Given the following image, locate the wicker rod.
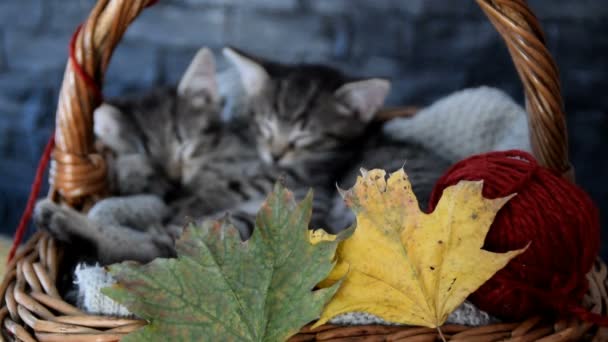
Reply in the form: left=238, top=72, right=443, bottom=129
left=476, top=0, right=570, bottom=177
left=51, top=0, right=157, bottom=206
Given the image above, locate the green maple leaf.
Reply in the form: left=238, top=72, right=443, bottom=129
left=103, top=184, right=344, bottom=341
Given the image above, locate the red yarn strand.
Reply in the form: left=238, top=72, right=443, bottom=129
left=69, top=24, right=103, bottom=102
left=7, top=135, right=55, bottom=263
left=570, top=306, right=608, bottom=326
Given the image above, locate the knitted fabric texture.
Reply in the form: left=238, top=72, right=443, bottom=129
left=329, top=301, right=498, bottom=327
left=74, top=263, right=131, bottom=317
left=383, top=86, right=531, bottom=162
left=73, top=265, right=497, bottom=327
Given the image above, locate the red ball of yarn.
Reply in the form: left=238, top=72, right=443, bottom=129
left=428, top=150, right=600, bottom=322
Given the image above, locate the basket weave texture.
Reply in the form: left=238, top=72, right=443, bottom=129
left=1, top=0, right=607, bottom=341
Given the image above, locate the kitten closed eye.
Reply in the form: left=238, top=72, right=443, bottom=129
left=291, top=135, right=316, bottom=148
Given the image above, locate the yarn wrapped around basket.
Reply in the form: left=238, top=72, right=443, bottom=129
left=428, top=150, right=605, bottom=324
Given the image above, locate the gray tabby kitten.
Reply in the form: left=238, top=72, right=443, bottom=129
left=227, top=48, right=451, bottom=233
left=35, top=48, right=226, bottom=264
left=34, top=47, right=391, bottom=264
left=219, top=47, right=390, bottom=232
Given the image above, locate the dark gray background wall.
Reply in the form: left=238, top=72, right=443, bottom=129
left=0, top=0, right=607, bottom=255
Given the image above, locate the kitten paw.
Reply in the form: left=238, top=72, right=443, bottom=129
left=151, top=235, right=177, bottom=259
left=166, top=224, right=184, bottom=241
left=34, top=199, right=73, bottom=242
left=223, top=212, right=254, bottom=241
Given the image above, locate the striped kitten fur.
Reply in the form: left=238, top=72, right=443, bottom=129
left=328, top=133, right=452, bottom=232
left=35, top=48, right=229, bottom=264
left=227, top=48, right=451, bottom=233
left=34, top=47, right=391, bottom=265
left=221, top=47, right=390, bottom=232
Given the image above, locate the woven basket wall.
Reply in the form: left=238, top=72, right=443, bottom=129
left=1, top=0, right=607, bottom=341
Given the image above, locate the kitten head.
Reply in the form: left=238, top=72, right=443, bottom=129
left=94, top=47, right=222, bottom=190
left=224, top=47, right=390, bottom=169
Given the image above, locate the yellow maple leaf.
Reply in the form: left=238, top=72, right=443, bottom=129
left=317, top=169, right=527, bottom=328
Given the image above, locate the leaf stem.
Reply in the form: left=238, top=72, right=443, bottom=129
left=437, top=326, right=447, bottom=342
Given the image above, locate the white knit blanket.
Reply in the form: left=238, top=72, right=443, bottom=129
left=384, top=86, right=531, bottom=161
left=74, top=86, right=531, bottom=326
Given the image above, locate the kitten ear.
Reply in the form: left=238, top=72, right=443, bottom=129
left=223, top=47, right=269, bottom=97
left=334, top=78, right=391, bottom=122
left=178, top=47, right=219, bottom=105
left=94, top=103, right=137, bottom=153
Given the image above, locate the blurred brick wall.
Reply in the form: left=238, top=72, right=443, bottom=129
left=0, top=0, right=607, bottom=255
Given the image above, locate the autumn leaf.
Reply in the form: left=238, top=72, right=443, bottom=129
left=103, top=184, right=344, bottom=342
left=317, top=169, right=527, bottom=328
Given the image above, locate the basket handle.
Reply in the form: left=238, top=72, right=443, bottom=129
left=50, top=0, right=156, bottom=206
left=477, top=0, right=572, bottom=179
left=49, top=0, right=573, bottom=206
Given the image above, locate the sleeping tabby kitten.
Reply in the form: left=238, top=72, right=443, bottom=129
left=35, top=48, right=227, bottom=263
left=34, top=47, right=391, bottom=264
left=217, top=47, right=390, bottom=231
left=226, top=48, right=451, bottom=233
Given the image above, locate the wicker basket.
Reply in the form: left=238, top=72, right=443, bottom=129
left=1, top=0, right=607, bottom=341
